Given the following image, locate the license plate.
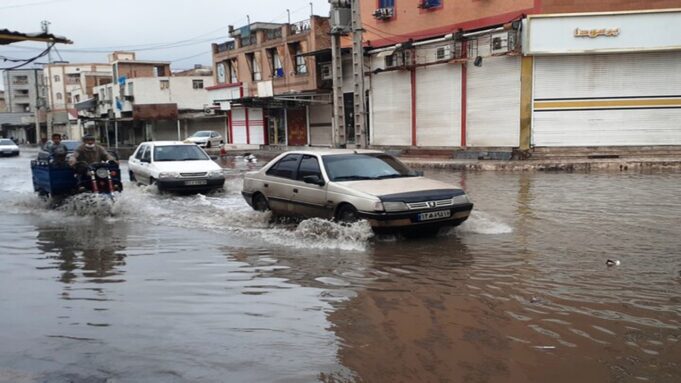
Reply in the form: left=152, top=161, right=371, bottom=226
left=417, top=210, right=451, bottom=221
left=184, top=180, right=208, bottom=186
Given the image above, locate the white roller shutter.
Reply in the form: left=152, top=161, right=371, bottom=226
left=533, top=52, right=681, bottom=146
left=415, top=64, right=461, bottom=147
left=248, top=108, right=265, bottom=145
left=309, top=104, right=332, bottom=146
left=231, top=107, right=247, bottom=144
left=467, top=56, right=521, bottom=147
left=370, top=70, right=412, bottom=146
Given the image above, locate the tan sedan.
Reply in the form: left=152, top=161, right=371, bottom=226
left=242, top=150, right=473, bottom=233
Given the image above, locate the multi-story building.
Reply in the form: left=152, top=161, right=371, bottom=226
left=44, top=61, right=112, bottom=139
left=1, top=68, right=46, bottom=143
left=357, top=0, right=681, bottom=152
left=0, top=91, right=5, bottom=112
left=210, top=15, right=332, bottom=146
left=2, top=68, right=44, bottom=113
left=88, top=52, right=221, bottom=147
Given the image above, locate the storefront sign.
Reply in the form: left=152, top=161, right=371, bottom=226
left=525, top=9, right=681, bottom=55
left=574, top=28, right=620, bottom=38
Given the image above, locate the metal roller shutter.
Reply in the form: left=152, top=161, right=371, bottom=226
left=248, top=108, right=265, bottom=145
left=533, top=52, right=681, bottom=146
left=467, top=56, right=521, bottom=147
left=370, top=70, right=412, bottom=146
left=415, top=64, right=461, bottom=147
left=231, top=107, right=247, bottom=144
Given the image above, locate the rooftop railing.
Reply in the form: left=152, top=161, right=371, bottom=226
left=215, top=41, right=235, bottom=53
left=290, top=19, right=311, bottom=35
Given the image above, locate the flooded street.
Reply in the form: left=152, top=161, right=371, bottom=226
left=1, top=149, right=680, bottom=383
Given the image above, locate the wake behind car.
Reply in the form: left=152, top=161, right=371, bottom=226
left=242, top=150, right=473, bottom=234
left=128, top=141, right=225, bottom=193
left=0, top=138, right=20, bottom=156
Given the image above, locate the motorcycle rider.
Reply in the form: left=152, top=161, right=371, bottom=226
left=69, top=134, right=115, bottom=166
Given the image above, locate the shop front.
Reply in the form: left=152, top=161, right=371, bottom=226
left=525, top=9, right=681, bottom=147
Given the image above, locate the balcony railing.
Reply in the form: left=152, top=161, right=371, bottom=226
left=290, top=19, right=311, bottom=35
left=12, top=79, right=29, bottom=85
left=240, top=35, right=257, bottom=47
left=265, top=28, right=283, bottom=41
left=216, top=41, right=235, bottom=53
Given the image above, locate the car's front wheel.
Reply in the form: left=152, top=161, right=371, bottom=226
left=253, top=193, right=269, bottom=212
left=336, top=204, right=359, bottom=223
left=129, top=171, right=136, bottom=182
left=206, top=141, right=212, bottom=149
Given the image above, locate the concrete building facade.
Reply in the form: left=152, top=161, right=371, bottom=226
left=210, top=16, right=332, bottom=146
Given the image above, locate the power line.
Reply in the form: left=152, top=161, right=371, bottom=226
left=0, top=42, right=54, bottom=70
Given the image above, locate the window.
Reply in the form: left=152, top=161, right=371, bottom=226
left=141, top=146, right=151, bottom=162
left=379, top=0, right=394, bottom=7
left=247, top=53, right=261, bottom=81
left=268, top=48, right=284, bottom=78
left=420, top=0, right=442, bottom=9
left=154, top=145, right=209, bottom=162
left=160, top=79, right=170, bottom=90
left=53, top=74, right=60, bottom=82
left=155, top=66, right=165, bottom=77
left=66, top=92, right=72, bottom=104
left=56, top=92, right=62, bottom=100
left=266, top=154, right=301, bottom=179
left=297, top=155, right=321, bottom=180
left=292, top=44, right=307, bottom=74
left=192, top=79, right=204, bottom=89
left=228, top=59, right=238, bottom=83
left=135, top=145, right=147, bottom=160
left=322, top=153, right=414, bottom=182
left=127, top=82, right=134, bottom=96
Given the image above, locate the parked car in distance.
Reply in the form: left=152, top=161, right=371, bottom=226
left=128, top=141, right=225, bottom=193
left=184, top=131, right=223, bottom=148
left=0, top=138, right=20, bottom=156
left=242, top=150, right=474, bottom=234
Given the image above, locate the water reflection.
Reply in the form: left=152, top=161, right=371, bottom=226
left=36, top=219, right=128, bottom=284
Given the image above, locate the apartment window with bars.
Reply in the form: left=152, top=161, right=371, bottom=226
left=268, top=48, right=284, bottom=78
left=247, top=53, right=261, bottom=81
left=379, top=0, right=394, bottom=8
left=192, top=79, right=204, bottom=89
left=290, top=43, right=307, bottom=75
left=160, top=79, right=170, bottom=90
left=229, top=60, right=238, bottom=83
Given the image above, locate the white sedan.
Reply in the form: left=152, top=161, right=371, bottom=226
left=128, top=141, right=225, bottom=193
left=184, top=131, right=223, bottom=148
left=0, top=139, right=20, bottom=156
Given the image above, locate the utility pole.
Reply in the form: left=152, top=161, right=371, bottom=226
left=328, top=1, right=350, bottom=147
left=350, top=0, right=366, bottom=148
left=41, top=20, right=53, bottom=141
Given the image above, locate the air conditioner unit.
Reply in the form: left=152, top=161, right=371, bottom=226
left=490, top=31, right=519, bottom=55
left=436, top=46, right=451, bottom=60
left=372, top=7, right=394, bottom=20
left=320, top=64, right=332, bottom=80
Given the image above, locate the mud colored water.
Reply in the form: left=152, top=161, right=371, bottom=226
left=1, top=150, right=680, bottom=382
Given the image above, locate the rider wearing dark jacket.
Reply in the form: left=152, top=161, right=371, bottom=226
left=69, top=135, right=114, bottom=166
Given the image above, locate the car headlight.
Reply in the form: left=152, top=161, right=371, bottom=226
left=383, top=201, right=408, bottom=212
left=208, top=169, right=223, bottom=177
left=372, top=201, right=384, bottom=212
left=452, top=194, right=470, bottom=204
left=159, top=172, right=179, bottom=179
left=95, top=168, right=109, bottom=178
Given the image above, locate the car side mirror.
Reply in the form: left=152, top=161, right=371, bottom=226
left=303, top=175, right=325, bottom=186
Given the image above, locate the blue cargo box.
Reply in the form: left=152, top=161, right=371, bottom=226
left=31, top=160, right=78, bottom=195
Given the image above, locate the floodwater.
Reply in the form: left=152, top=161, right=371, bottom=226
left=1, top=149, right=680, bottom=383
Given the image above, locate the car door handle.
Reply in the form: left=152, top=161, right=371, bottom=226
left=293, top=188, right=298, bottom=193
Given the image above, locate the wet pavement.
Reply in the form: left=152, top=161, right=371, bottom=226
left=1, top=148, right=680, bottom=382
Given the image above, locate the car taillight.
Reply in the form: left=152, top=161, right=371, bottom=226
left=110, top=171, right=117, bottom=177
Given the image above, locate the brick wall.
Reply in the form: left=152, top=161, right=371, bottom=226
left=540, top=0, right=681, bottom=14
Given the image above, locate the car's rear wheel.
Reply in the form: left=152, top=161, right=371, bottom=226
left=336, top=204, right=359, bottom=223
left=253, top=193, right=269, bottom=212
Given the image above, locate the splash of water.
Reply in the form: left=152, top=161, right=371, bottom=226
left=454, top=210, right=513, bottom=235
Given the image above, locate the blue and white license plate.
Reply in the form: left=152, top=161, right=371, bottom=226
left=184, top=179, right=208, bottom=186
left=417, top=210, right=451, bottom=221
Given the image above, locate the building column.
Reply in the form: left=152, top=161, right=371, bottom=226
left=410, top=68, right=416, bottom=147
left=461, top=62, right=467, bottom=148
left=519, top=56, right=533, bottom=151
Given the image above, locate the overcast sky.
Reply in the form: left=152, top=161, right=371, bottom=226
left=0, top=0, right=331, bottom=90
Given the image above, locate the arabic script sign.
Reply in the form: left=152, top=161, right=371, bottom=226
left=574, top=28, right=621, bottom=38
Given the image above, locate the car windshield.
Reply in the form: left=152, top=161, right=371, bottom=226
left=322, top=153, right=416, bottom=182
left=154, top=145, right=210, bottom=161
left=191, top=131, right=211, bottom=137
left=62, top=141, right=80, bottom=151
left=0, top=139, right=13, bottom=146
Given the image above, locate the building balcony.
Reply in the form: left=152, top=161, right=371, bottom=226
left=289, top=19, right=311, bottom=35
left=240, top=35, right=257, bottom=47
left=215, top=41, right=235, bottom=53
left=265, top=28, right=283, bottom=41
left=11, top=79, right=29, bottom=85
